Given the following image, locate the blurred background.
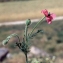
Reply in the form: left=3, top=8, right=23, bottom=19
left=0, top=0, right=63, bottom=63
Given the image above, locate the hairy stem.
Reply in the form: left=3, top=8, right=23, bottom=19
left=25, top=52, right=28, bottom=63
left=15, top=35, right=20, bottom=43
left=25, top=25, right=28, bottom=42
left=29, top=17, right=45, bottom=38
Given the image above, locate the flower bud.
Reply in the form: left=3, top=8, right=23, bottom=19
left=2, top=33, right=18, bottom=46
left=26, top=19, right=31, bottom=26
left=2, top=39, right=9, bottom=45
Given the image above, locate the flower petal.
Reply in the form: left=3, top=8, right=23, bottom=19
left=46, top=17, right=52, bottom=24
left=51, top=13, right=56, bottom=18
left=41, top=9, right=48, bottom=16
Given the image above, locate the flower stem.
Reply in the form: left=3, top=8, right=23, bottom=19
left=29, top=16, right=45, bottom=38
left=25, top=46, right=28, bottom=63
left=25, top=25, right=28, bottom=42
left=25, top=25, right=28, bottom=63
left=15, top=35, right=20, bottom=43
left=25, top=52, right=28, bottom=63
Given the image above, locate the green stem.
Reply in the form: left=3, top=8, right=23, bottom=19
left=25, top=23, right=29, bottom=63
left=25, top=25, right=28, bottom=42
left=16, top=35, right=20, bottom=43
left=29, top=16, right=45, bottom=38
left=25, top=52, right=28, bottom=63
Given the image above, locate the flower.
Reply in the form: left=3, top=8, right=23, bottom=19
left=41, top=9, right=56, bottom=24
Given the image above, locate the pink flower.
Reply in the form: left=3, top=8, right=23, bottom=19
left=41, top=9, right=56, bottom=24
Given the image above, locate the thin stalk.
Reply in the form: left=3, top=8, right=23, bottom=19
left=25, top=25, right=28, bottom=63
left=29, top=16, right=45, bottom=38
left=25, top=25, right=28, bottom=42
left=24, top=52, right=28, bottom=63
left=16, top=35, right=20, bottom=43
